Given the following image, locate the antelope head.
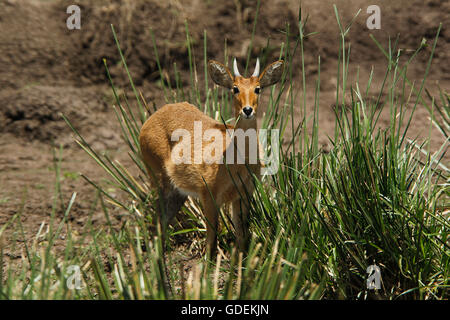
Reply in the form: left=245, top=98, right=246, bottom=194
left=208, top=58, right=284, bottom=122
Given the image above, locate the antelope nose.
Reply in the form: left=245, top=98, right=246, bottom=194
left=243, top=106, right=253, bottom=116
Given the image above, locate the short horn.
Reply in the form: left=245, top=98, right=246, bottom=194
left=233, top=58, right=241, bottom=77
left=252, top=58, right=260, bottom=77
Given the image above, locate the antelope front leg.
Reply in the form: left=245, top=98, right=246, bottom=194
left=232, top=199, right=249, bottom=252
left=202, top=196, right=219, bottom=257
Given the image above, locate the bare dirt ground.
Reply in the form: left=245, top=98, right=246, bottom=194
left=0, top=0, right=448, bottom=263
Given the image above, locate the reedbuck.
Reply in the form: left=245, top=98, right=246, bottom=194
left=139, top=58, right=283, bottom=255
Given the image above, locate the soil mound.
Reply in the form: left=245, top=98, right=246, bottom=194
left=0, top=85, right=116, bottom=147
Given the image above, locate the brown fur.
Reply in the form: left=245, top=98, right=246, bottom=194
left=139, top=59, right=283, bottom=255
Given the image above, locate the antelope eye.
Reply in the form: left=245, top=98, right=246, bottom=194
left=232, top=86, right=240, bottom=94
left=254, top=86, right=261, bottom=94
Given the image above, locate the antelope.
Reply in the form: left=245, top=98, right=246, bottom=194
left=139, top=58, right=283, bottom=255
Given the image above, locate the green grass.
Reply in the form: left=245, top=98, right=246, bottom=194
left=1, top=6, right=448, bottom=300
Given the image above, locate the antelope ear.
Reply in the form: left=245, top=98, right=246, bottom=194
left=208, top=60, right=234, bottom=88
left=258, top=60, right=284, bottom=88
